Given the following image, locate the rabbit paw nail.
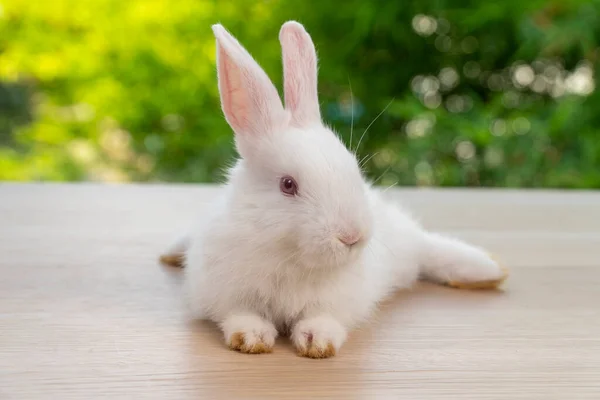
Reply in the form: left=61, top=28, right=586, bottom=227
left=228, top=331, right=273, bottom=354
left=292, top=316, right=347, bottom=359
left=296, top=334, right=336, bottom=359
left=159, top=253, right=185, bottom=267
left=221, top=314, right=277, bottom=354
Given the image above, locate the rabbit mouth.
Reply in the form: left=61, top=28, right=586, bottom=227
left=294, top=239, right=366, bottom=270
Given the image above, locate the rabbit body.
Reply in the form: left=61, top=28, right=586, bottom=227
left=162, top=21, right=507, bottom=358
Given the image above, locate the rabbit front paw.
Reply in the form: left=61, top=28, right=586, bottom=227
left=291, top=316, right=347, bottom=359
left=220, top=314, right=278, bottom=354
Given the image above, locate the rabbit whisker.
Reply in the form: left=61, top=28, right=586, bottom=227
left=371, top=166, right=392, bottom=186
left=355, top=98, right=394, bottom=154
left=382, top=181, right=399, bottom=193
left=359, top=152, right=379, bottom=170
left=348, top=76, right=354, bottom=149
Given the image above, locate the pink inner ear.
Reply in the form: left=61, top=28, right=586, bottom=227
left=281, top=23, right=320, bottom=127
left=213, top=24, right=287, bottom=143
left=284, top=30, right=306, bottom=112
left=218, top=44, right=248, bottom=133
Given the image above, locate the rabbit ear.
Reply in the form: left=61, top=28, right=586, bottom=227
left=279, top=21, right=321, bottom=128
left=212, top=24, right=287, bottom=154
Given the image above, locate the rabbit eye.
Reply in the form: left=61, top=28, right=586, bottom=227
left=280, top=176, right=298, bottom=196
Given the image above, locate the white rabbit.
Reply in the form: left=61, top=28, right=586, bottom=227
left=160, top=21, right=508, bottom=359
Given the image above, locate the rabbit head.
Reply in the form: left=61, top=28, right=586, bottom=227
left=212, top=21, right=373, bottom=269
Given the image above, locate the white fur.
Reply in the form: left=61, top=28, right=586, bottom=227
left=164, top=21, right=506, bottom=356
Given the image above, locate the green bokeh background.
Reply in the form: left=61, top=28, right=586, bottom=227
left=1, top=0, right=599, bottom=187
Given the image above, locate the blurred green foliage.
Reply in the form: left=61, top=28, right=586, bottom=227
left=0, top=0, right=599, bottom=187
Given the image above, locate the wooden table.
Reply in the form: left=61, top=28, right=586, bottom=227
left=1, top=183, right=599, bottom=399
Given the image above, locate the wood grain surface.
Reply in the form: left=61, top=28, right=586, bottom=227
left=1, top=183, right=599, bottom=399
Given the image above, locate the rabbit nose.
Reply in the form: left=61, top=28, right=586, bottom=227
left=338, top=231, right=361, bottom=246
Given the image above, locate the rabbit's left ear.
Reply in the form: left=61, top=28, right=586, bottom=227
left=279, top=21, right=321, bottom=128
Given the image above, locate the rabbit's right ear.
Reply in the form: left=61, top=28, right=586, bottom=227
left=279, top=21, right=321, bottom=128
left=212, top=24, right=287, bottom=156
